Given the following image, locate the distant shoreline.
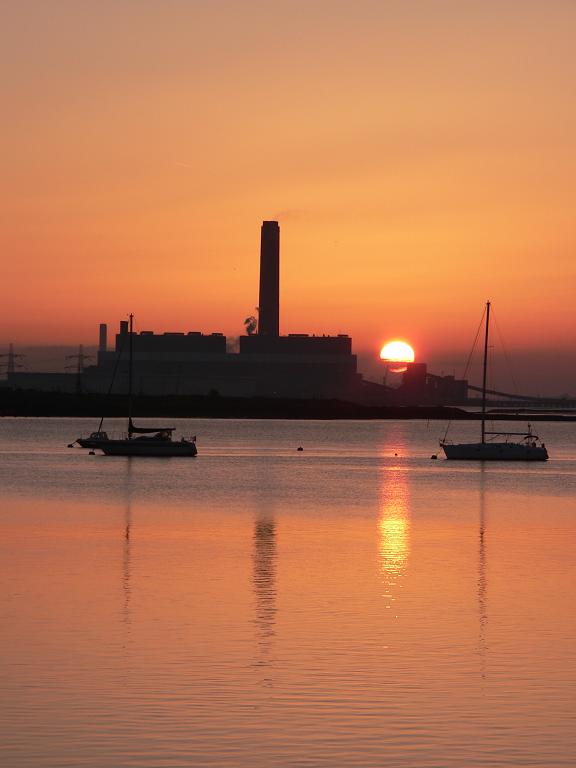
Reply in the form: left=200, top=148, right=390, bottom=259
left=1, top=389, right=575, bottom=421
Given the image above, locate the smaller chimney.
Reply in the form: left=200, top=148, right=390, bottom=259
left=99, top=323, right=107, bottom=352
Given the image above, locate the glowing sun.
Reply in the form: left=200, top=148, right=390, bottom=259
left=380, top=340, right=415, bottom=373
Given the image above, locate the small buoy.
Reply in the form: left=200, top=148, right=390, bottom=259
left=430, top=454, right=438, bottom=460
left=394, top=453, right=398, bottom=457
left=89, top=450, right=96, bottom=456
left=297, top=446, right=304, bottom=452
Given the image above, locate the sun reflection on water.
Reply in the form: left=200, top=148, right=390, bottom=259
left=378, top=469, right=410, bottom=609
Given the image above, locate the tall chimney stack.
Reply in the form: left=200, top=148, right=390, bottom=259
left=99, top=323, right=107, bottom=352
left=258, top=220, right=280, bottom=336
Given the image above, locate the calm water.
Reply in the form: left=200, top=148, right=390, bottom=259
left=1, top=418, right=575, bottom=768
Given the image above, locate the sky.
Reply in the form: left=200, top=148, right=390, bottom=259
left=1, top=1, right=575, bottom=393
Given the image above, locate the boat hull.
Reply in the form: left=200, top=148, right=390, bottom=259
left=77, top=438, right=104, bottom=449
left=77, top=432, right=110, bottom=448
left=97, top=439, right=198, bottom=457
left=442, top=442, right=548, bottom=461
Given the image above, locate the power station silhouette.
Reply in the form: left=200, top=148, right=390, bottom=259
left=88, top=220, right=361, bottom=399
left=4, top=221, right=469, bottom=404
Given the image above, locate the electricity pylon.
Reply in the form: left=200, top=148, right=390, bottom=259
left=65, top=345, right=92, bottom=393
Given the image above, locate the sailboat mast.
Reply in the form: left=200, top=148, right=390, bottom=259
left=481, top=301, right=490, bottom=444
left=128, top=313, right=133, bottom=437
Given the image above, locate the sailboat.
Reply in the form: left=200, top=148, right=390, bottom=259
left=440, top=302, right=548, bottom=461
left=75, top=314, right=198, bottom=457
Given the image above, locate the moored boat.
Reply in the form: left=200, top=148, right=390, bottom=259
left=442, top=429, right=547, bottom=461
left=71, top=314, right=198, bottom=458
left=440, top=302, right=548, bottom=462
left=97, top=426, right=197, bottom=457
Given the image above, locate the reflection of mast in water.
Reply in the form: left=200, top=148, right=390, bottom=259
left=478, top=468, right=487, bottom=679
left=252, top=515, right=277, bottom=679
left=122, top=459, right=134, bottom=633
left=123, top=496, right=132, bottom=629
left=378, top=468, right=410, bottom=611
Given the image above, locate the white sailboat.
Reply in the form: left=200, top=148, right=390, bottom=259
left=74, top=314, right=198, bottom=457
left=440, top=302, right=548, bottom=461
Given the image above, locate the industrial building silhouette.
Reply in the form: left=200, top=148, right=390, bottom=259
left=83, top=220, right=362, bottom=399
left=5, top=221, right=468, bottom=404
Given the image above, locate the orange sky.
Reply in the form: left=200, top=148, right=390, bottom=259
left=1, top=1, right=575, bottom=389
